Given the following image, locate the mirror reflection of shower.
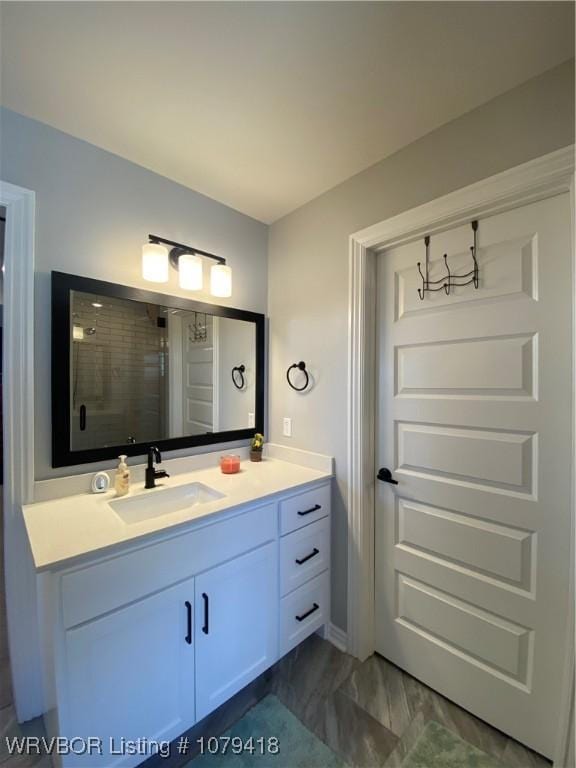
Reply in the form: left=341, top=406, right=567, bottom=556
left=69, top=293, right=165, bottom=447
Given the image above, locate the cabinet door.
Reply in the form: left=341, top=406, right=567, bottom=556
left=195, top=542, right=278, bottom=720
left=64, top=577, right=196, bottom=767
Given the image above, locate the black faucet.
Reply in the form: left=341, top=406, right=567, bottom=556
left=145, top=446, right=170, bottom=489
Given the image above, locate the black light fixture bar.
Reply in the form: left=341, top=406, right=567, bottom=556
left=148, top=234, right=226, bottom=268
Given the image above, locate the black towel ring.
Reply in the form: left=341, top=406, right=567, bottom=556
left=231, top=365, right=246, bottom=390
left=287, top=361, right=310, bottom=392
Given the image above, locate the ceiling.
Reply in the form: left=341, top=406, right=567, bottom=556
left=1, top=2, right=574, bottom=223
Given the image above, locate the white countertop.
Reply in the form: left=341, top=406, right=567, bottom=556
left=23, top=456, right=332, bottom=572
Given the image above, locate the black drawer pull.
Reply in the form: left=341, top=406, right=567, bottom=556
left=202, top=593, right=209, bottom=635
left=297, top=504, right=321, bottom=517
left=295, top=548, right=320, bottom=566
left=79, top=404, right=86, bottom=432
left=295, top=603, right=319, bottom=622
left=185, top=601, right=192, bottom=645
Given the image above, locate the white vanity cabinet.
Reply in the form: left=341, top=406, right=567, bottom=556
left=278, top=483, right=331, bottom=656
left=63, top=577, right=196, bottom=766
left=195, top=542, right=278, bottom=720
left=38, top=479, right=331, bottom=768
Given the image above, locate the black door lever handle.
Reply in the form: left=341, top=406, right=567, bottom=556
left=377, top=468, right=398, bottom=485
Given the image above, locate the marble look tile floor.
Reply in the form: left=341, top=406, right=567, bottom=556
left=267, top=636, right=551, bottom=768
left=337, top=651, right=550, bottom=768
left=1, top=634, right=552, bottom=768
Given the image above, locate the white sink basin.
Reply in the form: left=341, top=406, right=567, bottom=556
left=110, top=482, right=225, bottom=525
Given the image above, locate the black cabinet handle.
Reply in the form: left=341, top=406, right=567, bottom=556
left=377, top=468, right=398, bottom=485
left=295, top=548, right=320, bottom=566
left=79, top=404, right=86, bottom=432
left=296, top=603, right=319, bottom=622
left=202, top=593, right=209, bottom=635
left=185, top=601, right=192, bottom=645
left=297, top=504, right=321, bottom=517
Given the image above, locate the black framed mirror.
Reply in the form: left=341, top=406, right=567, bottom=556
left=51, top=272, right=265, bottom=468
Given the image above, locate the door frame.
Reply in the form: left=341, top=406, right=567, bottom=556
left=212, top=315, right=220, bottom=432
left=168, top=313, right=184, bottom=438
left=346, top=146, right=575, bottom=764
left=0, top=180, right=40, bottom=719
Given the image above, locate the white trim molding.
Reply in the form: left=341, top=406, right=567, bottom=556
left=553, top=170, right=576, bottom=768
left=346, top=237, right=376, bottom=661
left=1, top=180, right=41, bottom=719
left=327, top=623, right=348, bottom=654
left=346, top=146, right=575, bottom=760
left=354, top=145, right=575, bottom=252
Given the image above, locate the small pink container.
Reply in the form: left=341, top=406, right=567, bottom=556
left=220, top=454, right=241, bottom=474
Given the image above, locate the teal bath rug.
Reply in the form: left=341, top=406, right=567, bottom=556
left=401, top=721, right=506, bottom=768
left=189, top=694, right=345, bottom=767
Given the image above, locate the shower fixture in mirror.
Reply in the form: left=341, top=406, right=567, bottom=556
left=51, top=272, right=264, bottom=468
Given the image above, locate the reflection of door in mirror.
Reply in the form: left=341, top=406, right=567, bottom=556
left=184, top=314, right=215, bottom=435
left=167, top=313, right=255, bottom=437
left=168, top=312, right=216, bottom=437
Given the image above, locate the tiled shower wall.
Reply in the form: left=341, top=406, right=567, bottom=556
left=71, top=292, right=167, bottom=450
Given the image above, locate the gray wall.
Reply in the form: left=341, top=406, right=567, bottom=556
left=0, top=107, right=268, bottom=479
left=267, top=60, right=575, bottom=632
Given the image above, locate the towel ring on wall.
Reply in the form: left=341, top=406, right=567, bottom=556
left=287, top=361, right=310, bottom=392
left=231, top=364, right=246, bottom=390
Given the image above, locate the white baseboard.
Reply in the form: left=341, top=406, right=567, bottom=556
left=327, top=622, right=348, bottom=653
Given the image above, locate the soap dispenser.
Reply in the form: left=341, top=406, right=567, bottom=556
left=115, top=455, right=130, bottom=497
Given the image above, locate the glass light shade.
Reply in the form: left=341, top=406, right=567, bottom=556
left=142, top=243, right=169, bottom=283
left=179, top=253, right=203, bottom=291
left=210, top=264, right=232, bottom=298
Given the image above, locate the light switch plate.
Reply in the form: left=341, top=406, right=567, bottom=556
left=248, top=412, right=255, bottom=428
left=283, top=417, right=292, bottom=437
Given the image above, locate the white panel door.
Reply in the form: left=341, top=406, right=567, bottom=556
left=375, top=193, right=572, bottom=758
left=194, top=542, right=278, bottom=721
left=183, top=313, right=214, bottom=435
left=64, top=577, right=196, bottom=766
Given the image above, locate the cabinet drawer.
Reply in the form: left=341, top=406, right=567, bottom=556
left=280, top=571, right=329, bottom=656
left=280, top=484, right=330, bottom=536
left=62, top=503, right=276, bottom=629
left=280, top=517, right=330, bottom=596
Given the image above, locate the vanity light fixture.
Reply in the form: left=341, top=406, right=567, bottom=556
left=210, top=263, right=232, bottom=298
left=142, top=242, right=169, bottom=283
left=143, top=235, right=232, bottom=298
left=178, top=253, right=203, bottom=291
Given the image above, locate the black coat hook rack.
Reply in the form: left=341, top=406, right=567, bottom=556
left=417, top=220, right=479, bottom=300
left=231, top=364, right=246, bottom=390
left=287, top=361, right=310, bottom=392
